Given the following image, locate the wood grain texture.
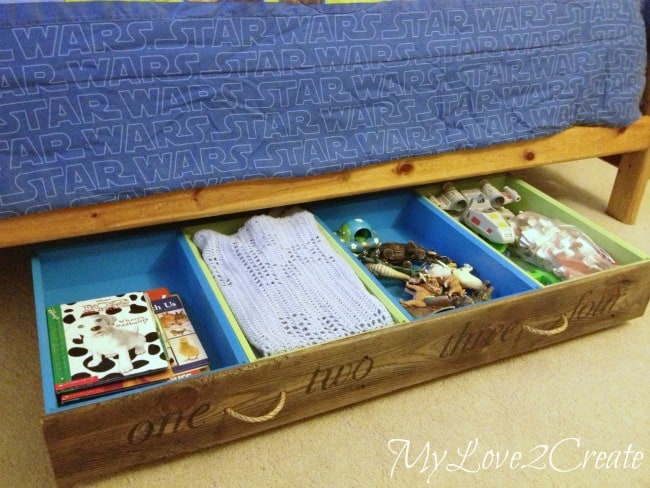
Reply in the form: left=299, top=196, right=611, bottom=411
left=2, top=117, right=650, bottom=248
left=42, top=261, right=650, bottom=487
left=607, top=149, right=650, bottom=223
left=642, top=68, right=650, bottom=117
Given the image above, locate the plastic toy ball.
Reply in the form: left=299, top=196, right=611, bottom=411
left=335, top=218, right=381, bottom=253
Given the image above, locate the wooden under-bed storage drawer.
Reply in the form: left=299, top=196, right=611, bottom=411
left=31, top=176, right=650, bottom=487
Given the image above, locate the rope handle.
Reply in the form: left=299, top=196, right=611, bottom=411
left=523, top=314, right=569, bottom=336
left=224, top=390, right=287, bottom=423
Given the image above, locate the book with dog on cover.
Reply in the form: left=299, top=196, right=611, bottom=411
left=150, top=294, right=210, bottom=374
left=46, top=291, right=172, bottom=396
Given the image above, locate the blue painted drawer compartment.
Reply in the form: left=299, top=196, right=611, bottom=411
left=309, top=190, right=541, bottom=320
left=32, top=229, right=253, bottom=414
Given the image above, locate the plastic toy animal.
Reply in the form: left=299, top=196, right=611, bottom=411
left=441, top=274, right=465, bottom=297
left=401, top=282, right=441, bottom=308
left=361, top=241, right=445, bottom=269
left=426, top=263, right=487, bottom=291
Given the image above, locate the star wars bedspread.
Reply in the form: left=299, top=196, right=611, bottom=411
left=0, top=0, right=646, bottom=218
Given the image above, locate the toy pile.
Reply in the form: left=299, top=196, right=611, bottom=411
left=361, top=241, right=493, bottom=317
left=334, top=220, right=493, bottom=318
left=509, top=211, right=617, bottom=280
left=428, top=179, right=617, bottom=283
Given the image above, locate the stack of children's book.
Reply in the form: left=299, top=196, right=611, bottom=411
left=46, top=289, right=209, bottom=405
left=148, top=288, right=211, bottom=379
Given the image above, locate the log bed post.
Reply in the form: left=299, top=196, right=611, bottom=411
left=606, top=67, right=650, bottom=224
left=607, top=149, right=650, bottom=223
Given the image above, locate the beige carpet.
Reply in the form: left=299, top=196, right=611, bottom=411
left=1, top=159, right=648, bottom=488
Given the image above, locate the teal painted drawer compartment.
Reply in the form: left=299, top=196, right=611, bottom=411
left=32, top=229, right=254, bottom=414
left=309, top=189, right=541, bottom=320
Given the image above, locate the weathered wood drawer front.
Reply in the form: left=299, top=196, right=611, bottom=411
left=42, top=260, right=650, bottom=487
left=34, top=176, right=650, bottom=485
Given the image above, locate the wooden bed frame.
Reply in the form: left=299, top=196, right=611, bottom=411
left=12, top=57, right=648, bottom=485
left=1, top=73, right=648, bottom=249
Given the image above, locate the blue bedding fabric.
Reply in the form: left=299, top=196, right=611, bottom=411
left=0, top=0, right=647, bottom=218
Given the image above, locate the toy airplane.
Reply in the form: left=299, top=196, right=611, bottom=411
left=429, top=180, right=521, bottom=245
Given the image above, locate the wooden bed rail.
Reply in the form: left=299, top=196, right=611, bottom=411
left=1, top=116, right=649, bottom=248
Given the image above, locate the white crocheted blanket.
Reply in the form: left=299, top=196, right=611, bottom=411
left=193, top=210, right=395, bottom=356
